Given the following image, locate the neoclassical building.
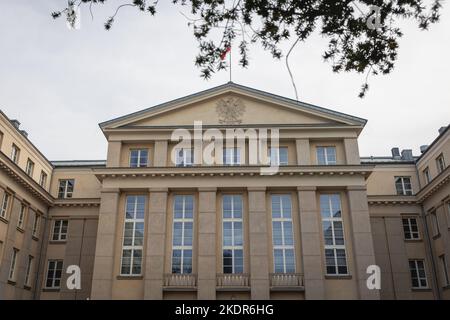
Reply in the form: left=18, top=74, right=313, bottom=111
left=0, top=83, right=448, bottom=300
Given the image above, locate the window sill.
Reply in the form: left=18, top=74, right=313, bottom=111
left=49, top=240, right=67, bottom=245
left=411, top=287, right=432, bottom=292
left=42, top=288, right=60, bottom=292
left=404, top=239, right=422, bottom=243
left=442, top=285, right=450, bottom=290
left=0, top=216, right=9, bottom=224
left=24, top=285, right=32, bottom=291
left=325, top=275, right=352, bottom=280
left=32, top=235, right=39, bottom=241
left=116, top=275, right=143, bottom=280
left=7, top=280, right=16, bottom=286
left=16, top=226, right=25, bottom=233
left=432, top=234, right=441, bottom=240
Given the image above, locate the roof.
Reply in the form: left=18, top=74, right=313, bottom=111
left=52, top=160, right=107, bottom=168
left=99, top=82, right=368, bottom=129
left=360, top=156, right=417, bottom=164
left=416, top=124, right=449, bottom=162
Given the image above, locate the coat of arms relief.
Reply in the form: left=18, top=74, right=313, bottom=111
left=215, top=97, right=246, bottom=125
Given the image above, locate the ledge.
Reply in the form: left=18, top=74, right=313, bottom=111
left=116, top=275, right=144, bottom=280
left=325, top=275, right=352, bottom=280
left=0, top=216, right=9, bottom=224
left=163, top=287, right=198, bottom=292
left=270, top=286, right=305, bottom=292
left=16, top=226, right=24, bottom=233
left=42, top=288, right=60, bottom=292
left=49, top=240, right=67, bottom=245
left=216, top=287, right=250, bottom=292
left=367, top=195, right=418, bottom=206
left=411, top=287, right=432, bottom=292
left=7, top=280, right=16, bottom=286
left=23, top=285, right=32, bottom=291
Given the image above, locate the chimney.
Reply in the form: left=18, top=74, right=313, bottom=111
left=438, top=126, right=447, bottom=135
left=11, top=119, right=20, bottom=129
left=420, top=145, right=429, bottom=153
left=401, top=149, right=413, bottom=161
left=391, top=147, right=401, bottom=159
left=21, top=130, right=28, bottom=138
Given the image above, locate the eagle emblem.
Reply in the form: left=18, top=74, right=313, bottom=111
left=216, top=97, right=246, bottom=125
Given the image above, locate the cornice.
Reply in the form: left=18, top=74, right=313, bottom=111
left=53, top=198, right=101, bottom=207
left=416, top=166, right=450, bottom=203
left=367, top=195, right=418, bottom=206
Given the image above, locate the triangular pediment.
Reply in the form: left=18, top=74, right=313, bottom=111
left=100, top=83, right=366, bottom=130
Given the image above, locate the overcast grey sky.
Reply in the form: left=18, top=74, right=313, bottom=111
left=0, top=1, right=449, bottom=161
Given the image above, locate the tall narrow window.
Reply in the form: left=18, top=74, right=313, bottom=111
left=321, top=194, right=348, bottom=275
left=269, top=147, right=288, bottom=165
left=0, top=192, right=10, bottom=219
left=409, top=259, right=428, bottom=289
left=171, top=195, right=194, bottom=274
left=395, top=176, right=413, bottom=195
left=58, top=179, right=74, bottom=199
left=423, top=167, right=431, bottom=184
left=24, top=255, right=34, bottom=287
left=120, top=195, right=145, bottom=276
left=52, top=220, right=69, bottom=241
left=45, top=260, right=63, bottom=288
left=8, top=248, right=19, bottom=281
left=32, top=212, right=40, bottom=238
left=25, top=159, right=34, bottom=176
left=222, top=195, right=243, bottom=274
left=430, top=211, right=440, bottom=237
left=223, top=148, right=241, bottom=166
left=129, top=149, right=149, bottom=167
left=11, top=144, right=20, bottom=164
left=402, top=217, right=420, bottom=240
left=17, top=203, right=27, bottom=229
left=316, top=146, right=337, bottom=165
left=439, top=255, right=450, bottom=287
left=39, top=171, right=47, bottom=188
left=271, top=194, right=295, bottom=273
left=175, top=148, right=194, bottom=167
left=436, top=154, right=446, bottom=173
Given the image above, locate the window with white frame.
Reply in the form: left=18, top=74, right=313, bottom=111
left=121, top=195, right=145, bottom=276
left=11, top=144, right=20, bottom=164
left=129, top=149, right=149, bottom=168
left=0, top=192, right=10, bottom=219
left=320, top=194, right=348, bottom=275
left=423, top=167, right=431, bottom=184
left=402, top=217, right=420, bottom=240
left=430, top=210, right=440, bottom=237
left=222, top=195, right=243, bottom=274
left=39, top=171, right=47, bottom=188
left=172, top=195, right=194, bottom=274
left=269, top=147, right=288, bottom=165
left=317, top=146, right=337, bottom=165
left=24, top=255, right=33, bottom=287
left=8, top=248, right=19, bottom=281
left=439, top=255, right=450, bottom=287
left=58, top=179, right=74, bottom=199
left=17, top=203, right=26, bottom=229
left=52, top=220, right=68, bottom=241
left=26, top=159, right=34, bottom=176
left=45, top=260, right=63, bottom=288
left=271, top=194, right=295, bottom=273
left=223, top=148, right=241, bottom=166
left=175, top=148, right=194, bottom=167
left=395, top=176, right=413, bottom=195
left=409, top=259, right=428, bottom=288
left=32, top=212, right=40, bottom=238
left=436, top=154, right=446, bottom=173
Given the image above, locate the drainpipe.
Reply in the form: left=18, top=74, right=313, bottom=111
left=414, top=165, right=441, bottom=300
left=33, top=213, right=49, bottom=300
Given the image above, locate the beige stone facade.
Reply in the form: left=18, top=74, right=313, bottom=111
left=0, top=83, right=448, bottom=300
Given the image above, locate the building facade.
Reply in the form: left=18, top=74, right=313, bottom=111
left=0, top=83, right=448, bottom=300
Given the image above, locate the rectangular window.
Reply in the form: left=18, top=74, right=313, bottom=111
left=129, top=149, right=149, bottom=167
left=8, top=248, right=19, bottom=281
left=171, top=195, right=194, bottom=274
left=58, top=179, right=75, bottom=199
left=0, top=192, right=10, bottom=219
left=409, top=259, right=428, bottom=289
left=17, top=203, right=27, bottom=229
left=52, top=220, right=68, bottom=241
left=271, top=194, right=295, bottom=273
left=317, top=146, right=337, bottom=165
left=269, top=147, right=288, bottom=166
left=25, top=159, right=34, bottom=176
left=45, top=260, right=63, bottom=289
left=222, top=195, right=243, bottom=274
left=430, top=211, right=440, bottom=237
left=11, top=144, right=20, bottom=164
left=402, top=217, right=420, bottom=240
left=223, top=148, right=241, bottom=166
left=423, top=167, right=431, bottom=184
left=24, top=255, right=33, bottom=287
left=439, top=255, right=450, bottom=287
left=436, top=154, right=446, bottom=173
left=321, top=194, right=348, bottom=275
left=39, top=171, right=47, bottom=188
left=175, top=148, right=194, bottom=167
left=120, top=195, right=145, bottom=276
left=32, top=212, right=40, bottom=238
left=395, top=176, right=413, bottom=195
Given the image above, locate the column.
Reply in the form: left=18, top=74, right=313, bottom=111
left=343, top=138, right=361, bottom=165
left=106, top=141, right=122, bottom=167
left=297, top=187, right=325, bottom=299
left=91, top=188, right=120, bottom=299
left=347, top=186, right=380, bottom=299
left=144, top=188, right=168, bottom=299
left=197, top=188, right=217, bottom=300
left=248, top=187, right=270, bottom=300
left=153, top=141, right=168, bottom=167
left=296, top=139, right=310, bottom=165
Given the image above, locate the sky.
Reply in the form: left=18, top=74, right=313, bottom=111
left=0, top=1, right=449, bottom=161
